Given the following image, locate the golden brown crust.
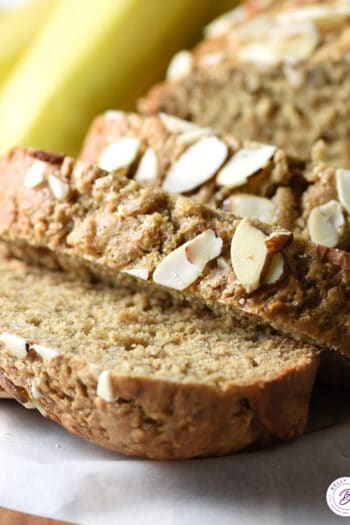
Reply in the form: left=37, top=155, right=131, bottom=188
left=0, top=147, right=349, bottom=362
left=0, top=348, right=318, bottom=459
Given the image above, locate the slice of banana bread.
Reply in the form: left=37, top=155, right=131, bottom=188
left=80, top=111, right=307, bottom=232
left=139, top=0, right=350, bottom=167
left=0, top=255, right=319, bottom=459
left=0, top=147, right=349, bottom=365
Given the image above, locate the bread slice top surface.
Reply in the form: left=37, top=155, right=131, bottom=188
left=1, top=147, right=349, bottom=356
left=0, top=254, right=317, bottom=390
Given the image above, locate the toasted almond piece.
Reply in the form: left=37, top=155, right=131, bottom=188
left=122, top=268, right=149, bottom=280
left=24, top=160, right=46, bottom=188
left=265, top=231, right=293, bottom=254
left=316, top=244, right=350, bottom=270
left=32, top=344, right=59, bottom=361
left=336, top=168, right=350, bottom=213
left=104, top=110, right=125, bottom=121
left=97, top=371, right=116, bottom=402
left=217, top=256, right=230, bottom=272
left=134, top=148, right=159, bottom=183
left=227, top=194, right=276, bottom=224
left=263, top=253, right=286, bottom=285
left=204, top=5, right=246, bottom=38
left=238, top=23, right=319, bottom=66
left=159, top=113, right=198, bottom=134
left=277, top=4, right=350, bottom=29
left=198, top=52, right=226, bottom=67
left=176, top=127, right=212, bottom=146
left=166, top=50, right=193, bottom=81
left=153, top=230, right=223, bottom=291
left=308, top=200, right=344, bottom=247
left=48, top=175, right=69, bottom=200
left=163, top=136, right=228, bottom=194
left=217, top=144, right=276, bottom=188
left=0, top=332, right=27, bottom=358
left=231, top=218, right=269, bottom=293
left=98, top=137, right=140, bottom=172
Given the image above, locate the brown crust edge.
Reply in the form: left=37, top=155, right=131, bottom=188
left=0, top=347, right=319, bottom=459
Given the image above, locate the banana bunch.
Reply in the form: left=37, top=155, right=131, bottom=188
left=0, top=0, right=238, bottom=156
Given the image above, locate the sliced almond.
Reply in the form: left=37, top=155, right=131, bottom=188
left=265, top=231, right=293, bottom=254
left=217, top=256, right=230, bottom=272
left=277, top=4, right=350, bottom=29
left=163, top=136, right=228, bottom=194
left=227, top=194, right=276, bottom=224
left=263, top=253, right=286, bottom=285
left=231, top=218, right=269, bottom=293
left=122, top=268, right=149, bottom=280
left=97, top=370, right=116, bottom=402
left=237, top=22, right=319, bottom=66
left=159, top=113, right=198, bottom=134
left=153, top=230, right=223, bottom=291
left=104, top=110, right=125, bottom=121
left=217, top=144, right=276, bottom=188
left=32, top=344, right=59, bottom=361
left=204, top=5, right=246, bottom=38
left=0, top=332, right=27, bottom=358
left=176, top=127, right=212, bottom=146
left=24, top=160, right=46, bottom=188
left=98, top=137, right=140, bottom=172
left=166, top=50, right=193, bottom=81
left=134, top=148, right=159, bottom=183
left=336, top=168, right=350, bottom=213
left=48, top=175, right=69, bottom=200
left=308, top=200, right=344, bottom=248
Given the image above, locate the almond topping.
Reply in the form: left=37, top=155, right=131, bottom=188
left=336, top=168, right=350, bottom=214
left=308, top=200, right=344, bottom=248
left=263, top=253, right=286, bottom=285
left=166, top=50, right=193, bottom=81
left=32, top=344, right=59, bottom=361
left=159, top=113, right=198, bottom=134
left=277, top=4, right=350, bottom=29
left=98, top=137, right=140, bottom=172
left=48, top=175, right=69, bottom=200
left=122, top=268, right=149, bottom=281
left=265, top=231, right=293, bottom=254
left=0, top=332, right=27, bottom=358
left=104, top=110, right=125, bottom=121
left=231, top=219, right=269, bottom=293
left=24, top=161, right=46, bottom=188
left=226, top=194, right=276, bottom=224
left=176, top=127, right=212, bottom=146
left=217, top=144, right=277, bottom=188
left=153, top=230, right=223, bottom=291
left=134, top=148, right=159, bottom=183
left=163, top=136, right=228, bottom=194
left=97, top=371, right=116, bottom=402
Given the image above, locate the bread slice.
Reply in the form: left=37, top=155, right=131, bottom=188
left=0, top=254, right=319, bottom=458
left=81, top=111, right=306, bottom=232
left=81, top=111, right=350, bottom=258
left=0, top=147, right=349, bottom=366
left=139, top=0, right=350, bottom=167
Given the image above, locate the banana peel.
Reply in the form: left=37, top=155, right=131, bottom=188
left=0, top=0, right=238, bottom=156
left=0, top=0, right=57, bottom=86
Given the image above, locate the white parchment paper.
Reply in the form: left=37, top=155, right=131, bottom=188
left=0, top=391, right=349, bottom=525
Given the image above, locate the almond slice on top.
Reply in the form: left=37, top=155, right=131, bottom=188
left=308, top=200, right=344, bottom=248
left=98, top=137, right=140, bottom=172
left=336, top=168, right=350, bottom=214
left=217, top=144, right=277, bottom=188
left=153, top=230, right=223, bottom=291
left=163, top=136, right=228, bottom=194
left=226, top=194, right=276, bottom=224
left=134, top=148, right=159, bottom=183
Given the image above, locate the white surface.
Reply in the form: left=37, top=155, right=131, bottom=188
left=0, top=399, right=349, bottom=525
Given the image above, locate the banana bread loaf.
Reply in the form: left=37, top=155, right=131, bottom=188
left=0, top=147, right=350, bottom=366
left=0, top=254, right=319, bottom=459
left=139, top=0, right=350, bottom=167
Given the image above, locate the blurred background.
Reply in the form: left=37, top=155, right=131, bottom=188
left=0, top=0, right=238, bottom=155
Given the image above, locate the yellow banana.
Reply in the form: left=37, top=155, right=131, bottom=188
left=0, top=0, right=238, bottom=155
left=0, top=0, right=57, bottom=85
